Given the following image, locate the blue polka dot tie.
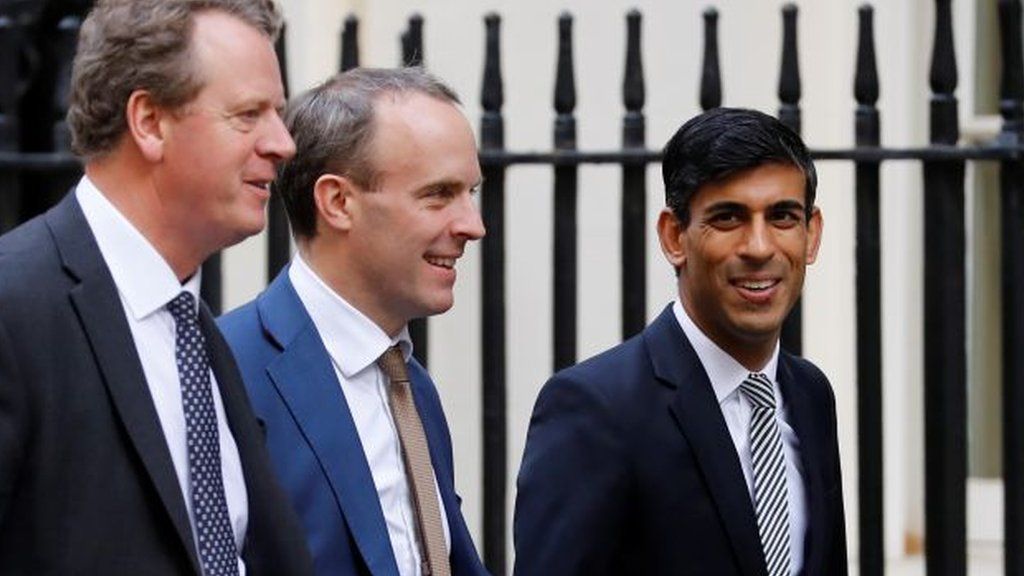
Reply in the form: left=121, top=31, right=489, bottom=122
left=167, top=292, right=240, bottom=576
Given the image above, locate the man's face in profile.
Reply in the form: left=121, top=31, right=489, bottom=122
left=340, top=93, right=485, bottom=334
left=156, top=10, right=295, bottom=252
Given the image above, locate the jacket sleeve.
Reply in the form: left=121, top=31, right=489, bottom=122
left=513, top=372, right=629, bottom=576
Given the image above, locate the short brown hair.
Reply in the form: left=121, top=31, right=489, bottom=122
left=276, top=67, right=461, bottom=239
left=67, top=0, right=283, bottom=159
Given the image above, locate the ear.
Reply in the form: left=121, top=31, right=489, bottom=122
left=805, top=206, right=824, bottom=265
left=313, top=174, right=359, bottom=233
left=657, top=208, right=687, bottom=269
left=124, top=89, right=166, bottom=162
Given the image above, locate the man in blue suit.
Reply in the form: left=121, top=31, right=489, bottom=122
left=514, top=108, right=847, bottom=575
left=219, top=67, right=489, bottom=576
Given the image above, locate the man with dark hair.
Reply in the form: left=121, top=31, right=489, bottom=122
left=514, top=107, right=847, bottom=576
left=0, top=1, right=313, bottom=574
left=219, top=67, right=489, bottom=576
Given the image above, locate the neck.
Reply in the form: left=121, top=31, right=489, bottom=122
left=729, top=345, right=775, bottom=373
left=86, top=160, right=204, bottom=282
left=678, top=297, right=776, bottom=372
left=299, top=238, right=405, bottom=338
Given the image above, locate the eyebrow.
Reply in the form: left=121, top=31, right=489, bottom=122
left=703, top=201, right=747, bottom=214
left=418, top=178, right=484, bottom=193
left=771, top=199, right=806, bottom=212
left=236, top=94, right=286, bottom=111
left=703, top=199, right=806, bottom=214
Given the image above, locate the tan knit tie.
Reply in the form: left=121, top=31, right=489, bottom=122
left=377, top=346, right=451, bottom=576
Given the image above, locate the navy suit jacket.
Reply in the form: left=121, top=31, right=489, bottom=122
left=0, top=193, right=314, bottom=575
left=514, top=305, right=847, bottom=576
left=218, top=269, right=489, bottom=576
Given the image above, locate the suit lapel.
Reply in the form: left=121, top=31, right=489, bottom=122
left=198, top=304, right=254, bottom=447
left=407, top=363, right=451, bottom=494
left=648, top=307, right=766, bottom=576
left=777, top=356, right=826, bottom=575
left=47, top=194, right=200, bottom=574
left=198, top=304, right=262, bottom=557
left=259, top=274, right=400, bottom=576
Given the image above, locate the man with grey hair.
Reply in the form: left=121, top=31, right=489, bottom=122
left=219, top=67, right=489, bottom=576
left=0, top=0, right=313, bottom=574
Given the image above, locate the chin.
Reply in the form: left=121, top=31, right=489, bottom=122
left=421, top=296, right=455, bottom=317
left=239, top=212, right=269, bottom=236
left=218, top=223, right=264, bottom=250
left=731, top=314, right=786, bottom=339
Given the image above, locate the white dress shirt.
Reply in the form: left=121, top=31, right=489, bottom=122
left=289, top=253, right=451, bottom=576
left=673, top=299, right=807, bottom=575
left=76, top=177, right=248, bottom=574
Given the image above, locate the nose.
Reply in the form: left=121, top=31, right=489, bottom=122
left=258, top=110, right=296, bottom=162
left=740, top=217, right=774, bottom=261
left=452, top=192, right=486, bottom=241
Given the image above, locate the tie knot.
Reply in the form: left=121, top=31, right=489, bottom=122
left=740, top=373, right=776, bottom=410
left=377, top=345, right=409, bottom=385
left=166, top=291, right=197, bottom=324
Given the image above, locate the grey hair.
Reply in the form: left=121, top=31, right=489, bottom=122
left=276, top=66, right=461, bottom=239
left=68, top=0, right=283, bottom=159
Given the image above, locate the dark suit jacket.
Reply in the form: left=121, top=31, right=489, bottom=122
left=0, top=193, right=314, bottom=575
left=217, top=269, right=489, bottom=576
left=514, top=305, right=847, bottom=576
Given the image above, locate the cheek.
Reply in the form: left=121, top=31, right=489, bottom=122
left=689, top=246, right=725, bottom=276
left=205, top=133, right=253, bottom=169
left=782, top=237, right=811, bottom=264
left=405, top=216, right=445, bottom=247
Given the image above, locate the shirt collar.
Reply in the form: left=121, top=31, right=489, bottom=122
left=289, top=252, right=412, bottom=378
left=76, top=176, right=200, bottom=318
left=672, top=298, right=779, bottom=404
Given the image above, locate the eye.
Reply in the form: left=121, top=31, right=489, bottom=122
left=769, top=209, right=803, bottom=228
left=225, top=108, right=263, bottom=132
left=427, top=185, right=457, bottom=199
left=238, top=109, right=261, bottom=122
left=707, top=211, right=742, bottom=229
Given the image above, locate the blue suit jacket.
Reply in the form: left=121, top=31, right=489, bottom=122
left=218, top=269, right=488, bottom=576
left=513, top=305, right=847, bottom=576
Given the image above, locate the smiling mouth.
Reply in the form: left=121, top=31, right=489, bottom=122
left=733, top=278, right=780, bottom=291
left=244, top=180, right=271, bottom=192
left=425, top=256, right=456, bottom=269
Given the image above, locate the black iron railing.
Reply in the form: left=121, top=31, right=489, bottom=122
left=1, top=2, right=1023, bottom=575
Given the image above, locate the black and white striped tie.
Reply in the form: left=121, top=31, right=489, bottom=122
left=741, top=372, right=791, bottom=576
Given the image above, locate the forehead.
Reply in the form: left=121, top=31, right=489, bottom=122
left=691, top=163, right=806, bottom=210
left=371, top=93, right=466, bottom=143
left=367, top=92, right=479, bottom=182
left=188, top=11, right=284, bottom=105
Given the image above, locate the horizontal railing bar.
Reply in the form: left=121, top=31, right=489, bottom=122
left=3, top=144, right=1021, bottom=174
left=0, top=153, right=81, bottom=171
left=478, top=145, right=1024, bottom=166
left=813, top=146, right=1023, bottom=161
left=480, top=150, right=659, bottom=165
